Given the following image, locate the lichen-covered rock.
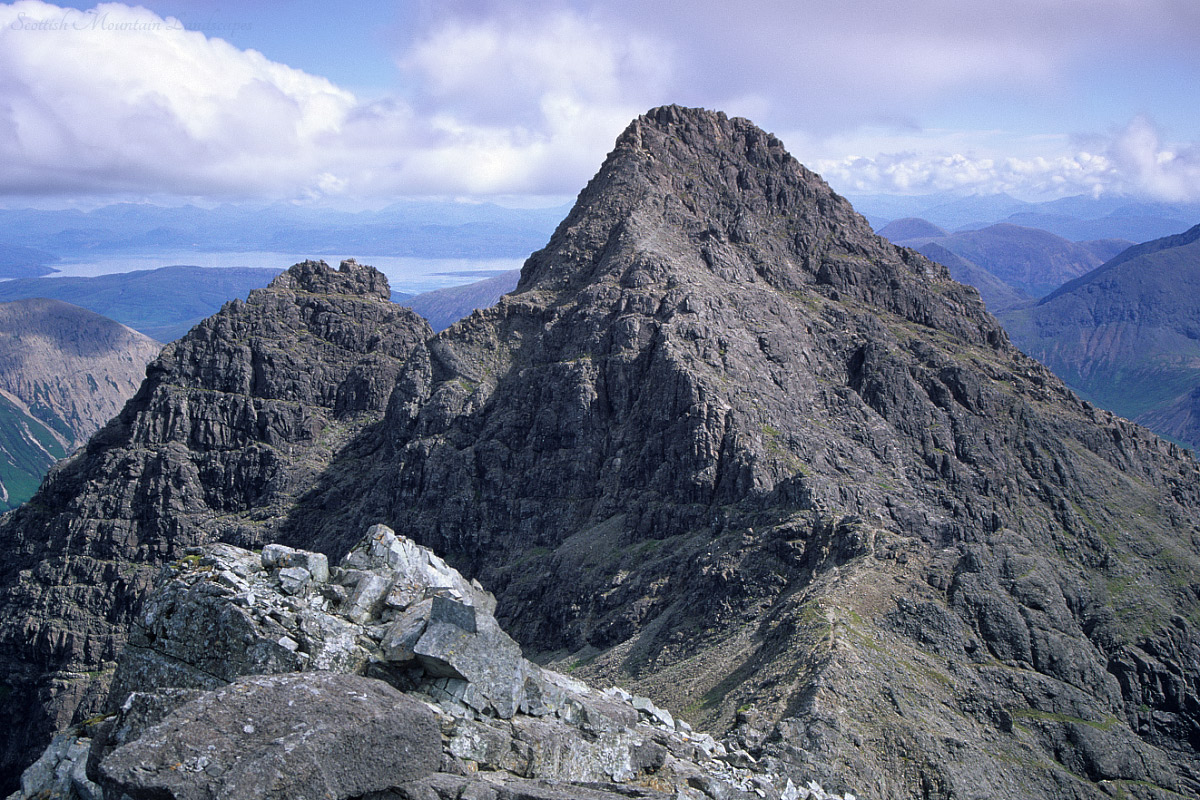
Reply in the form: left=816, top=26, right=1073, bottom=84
left=15, top=527, right=831, bottom=800
left=97, top=672, right=441, bottom=800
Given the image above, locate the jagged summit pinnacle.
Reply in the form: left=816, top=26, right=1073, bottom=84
left=270, top=258, right=391, bottom=299
left=515, top=104, right=1002, bottom=348
left=517, top=105, right=867, bottom=295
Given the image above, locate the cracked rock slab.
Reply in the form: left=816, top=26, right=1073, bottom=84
left=97, top=672, right=440, bottom=800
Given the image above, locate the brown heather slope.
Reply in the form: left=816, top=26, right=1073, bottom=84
left=0, top=298, right=162, bottom=448
left=0, top=298, right=162, bottom=508
left=2, top=109, right=1200, bottom=799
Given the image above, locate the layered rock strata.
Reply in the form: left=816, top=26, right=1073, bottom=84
left=0, top=260, right=431, bottom=784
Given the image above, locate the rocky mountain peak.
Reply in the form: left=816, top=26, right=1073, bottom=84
left=516, top=105, right=860, bottom=294
left=4, top=109, right=1200, bottom=800
left=268, top=258, right=391, bottom=300
left=515, top=105, right=1000, bottom=347
left=0, top=259, right=431, bottom=789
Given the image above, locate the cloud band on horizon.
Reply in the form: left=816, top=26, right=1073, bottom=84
left=0, top=0, right=1198, bottom=204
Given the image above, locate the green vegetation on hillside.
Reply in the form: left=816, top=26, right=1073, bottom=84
left=0, top=396, right=66, bottom=511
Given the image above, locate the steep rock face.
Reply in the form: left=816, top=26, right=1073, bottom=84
left=0, top=298, right=162, bottom=509
left=3, top=108, right=1200, bottom=800
left=0, top=260, right=431, bottom=787
left=278, top=108, right=1200, bottom=799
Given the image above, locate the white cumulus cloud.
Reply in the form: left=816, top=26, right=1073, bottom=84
left=809, top=118, right=1200, bottom=201
left=1, top=1, right=1198, bottom=203
left=0, top=1, right=356, bottom=196
left=0, top=2, right=674, bottom=200
left=1109, top=117, right=1200, bottom=202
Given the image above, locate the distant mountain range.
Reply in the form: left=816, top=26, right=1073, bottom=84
left=880, top=215, right=1200, bottom=450
left=398, top=269, right=521, bottom=331
left=0, top=200, right=567, bottom=267
left=0, top=260, right=520, bottom=346
left=849, top=191, right=1200, bottom=242
left=912, top=223, right=1122, bottom=298
left=912, top=241, right=1032, bottom=311
left=878, top=219, right=1136, bottom=305
left=1001, top=223, right=1200, bottom=449
left=0, top=244, right=57, bottom=279
left=0, top=298, right=162, bottom=510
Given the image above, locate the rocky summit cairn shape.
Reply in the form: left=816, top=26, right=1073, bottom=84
left=2, top=107, right=1200, bottom=799
left=11, top=526, right=849, bottom=800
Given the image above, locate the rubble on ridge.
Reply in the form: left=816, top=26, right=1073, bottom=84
left=11, top=525, right=857, bottom=800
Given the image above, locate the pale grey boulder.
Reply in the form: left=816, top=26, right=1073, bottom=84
left=17, top=525, right=831, bottom=800
left=97, top=672, right=440, bottom=800
left=5, top=733, right=98, bottom=800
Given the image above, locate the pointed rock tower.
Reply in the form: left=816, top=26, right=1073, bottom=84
left=283, top=107, right=1200, bottom=799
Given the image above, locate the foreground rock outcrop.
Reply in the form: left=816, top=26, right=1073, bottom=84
left=3, top=107, right=1200, bottom=799
left=12, top=526, right=849, bottom=800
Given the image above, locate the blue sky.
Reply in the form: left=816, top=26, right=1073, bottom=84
left=2, top=0, right=1199, bottom=206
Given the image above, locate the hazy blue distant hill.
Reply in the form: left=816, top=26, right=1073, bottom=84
left=878, top=216, right=1134, bottom=302
left=847, top=191, right=1031, bottom=230
left=266, top=221, right=553, bottom=258
left=847, top=191, right=1200, bottom=244
left=999, top=209, right=1196, bottom=243
left=914, top=241, right=1031, bottom=311
left=915, top=223, right=1107, bottom=297
left=0, top=265, right=282, bottom=342
left=399, top=269, right=521, bottom=331
left=1001, top=223, right=1200, bottom=448
left=0, top=200, right=567, bottom=260
left=0, top=244, right=57, bottom=278
left=1077, top=238, right=1135, bottom=263
left=919, top=193, right=1030, bottom=230
left=874, top=217, right=947, bottom=242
